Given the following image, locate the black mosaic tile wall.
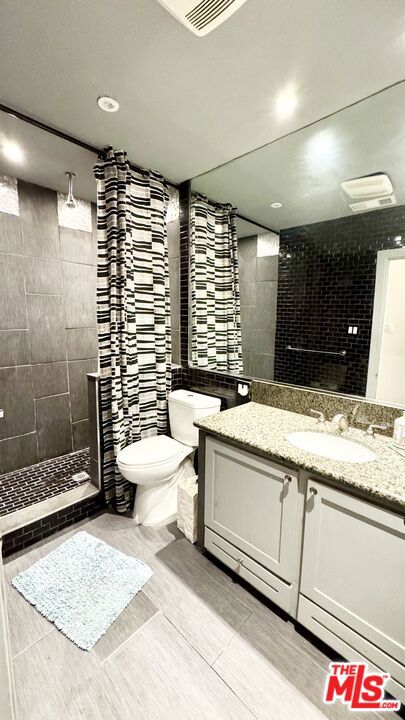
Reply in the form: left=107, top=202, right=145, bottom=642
left=0, top=448, right=90, bottom=516
left=274, top=207, right=405, bottom=396
left=2, top=492, right=105, bottom=557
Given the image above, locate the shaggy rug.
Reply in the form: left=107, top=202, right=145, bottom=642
left=12, top=531, right=153, bottom=650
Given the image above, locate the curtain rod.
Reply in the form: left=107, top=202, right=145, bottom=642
left=0, top=102, right=179, bottom=190
left=191, top=190, right=278, bottom=234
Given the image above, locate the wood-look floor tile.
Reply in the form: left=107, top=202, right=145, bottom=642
left=102, top=612, right=256, bottom=720
left=213, top=609, right=381, bottom=720
left=13, top=628, right=102, bottom=720
left=144, top=541, right=252, bottom=664
left=93, top=591, right=158, bottom=663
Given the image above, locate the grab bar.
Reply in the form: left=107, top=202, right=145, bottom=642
left=286, top=345, right=346, bottom=357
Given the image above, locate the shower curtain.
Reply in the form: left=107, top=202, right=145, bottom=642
left=94, top=148, right=171, bottom=513
left=190, top=194, right=243, bottom=374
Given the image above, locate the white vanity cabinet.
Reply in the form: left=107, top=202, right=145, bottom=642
left=298, top=479, right=405, bottom=700
left=204, top=436, right=304, bottom=615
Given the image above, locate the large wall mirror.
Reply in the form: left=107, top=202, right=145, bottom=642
left=190, top=82, right=405, bottom=406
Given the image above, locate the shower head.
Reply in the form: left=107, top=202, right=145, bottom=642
left=65, top=172, right=76, bottom=208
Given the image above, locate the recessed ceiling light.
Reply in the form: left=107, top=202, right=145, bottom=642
left=97, top=96, right=120, bottom=113
left=275, top=86, right=297, bottom=119
left=2, top=140, right=24, bottom=163
left=270, top=202, right=283, bottom=209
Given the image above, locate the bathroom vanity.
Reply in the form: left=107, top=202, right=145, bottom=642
left=195, top=402, right=405, bottom=704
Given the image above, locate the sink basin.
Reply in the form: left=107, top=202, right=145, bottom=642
left=286, top=431, right=376, bottom=463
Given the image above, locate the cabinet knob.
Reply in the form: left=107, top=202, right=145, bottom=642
left=237, top=557, right=244, bottom=567
left=309, top=487, right=318, bottom=496
left=284, top=475, right=292, bottom=483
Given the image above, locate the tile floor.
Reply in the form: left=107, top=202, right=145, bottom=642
left=3, top=512, right=400, bottom=720
left=0, top=449, right=90, bottom=516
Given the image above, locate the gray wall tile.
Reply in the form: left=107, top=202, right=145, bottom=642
left=59, top=227, right=95, bottom=265
left=63, top=262, right=96, bottom=328
left=251, top=353, right=275, bottom=380
left=253, top=329, right=276, bottom=355
left=0, top=366, right=35, bottom=440
left=0, top=254, right=27, bottom=330
left=238, top=236, right=257, bottom=282
left=66, top=327, right=98, bottom=361
left=0, top=433, right=38, bottom=474
left=35, top=394, right=72, bottom=460
left=27, top=294, right=66, bottom=363
left=1, top=180, right=100, bottom=472
left=240, top=282, right=256, bottom=307
left=256, top=282, right=278, bottom=331
left=87, top=375, right=100, bottom=464
left=69, top=359, right=98, bottom=422
left=19, top=180, right=59, bottom=258
left=72, top=419, right=89, bottom=451
left=0, top=331, right=31, bottom=367
left=256, top=256, right=278, bottom=282
left=0, top=212, right=22, bottom=254
left=240, top=306, right=256, bottom=351
left=172, top=330, right=181, bottom=365
left=89, top=456, right=100, bottom=488
left=32, top=362, right=69, bottom=398
left=168, top=218, right=180, bottom=259
left=169, top=257, right=180, bottom=332
left=25, top=257, right=63, bottom=295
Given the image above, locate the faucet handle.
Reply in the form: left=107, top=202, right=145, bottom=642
left=310, top=409, right=326, bottom=425
left=365, top=423, right=388, bottom=437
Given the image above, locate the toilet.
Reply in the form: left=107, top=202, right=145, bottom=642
left=117, top=389, right=221, bottom=526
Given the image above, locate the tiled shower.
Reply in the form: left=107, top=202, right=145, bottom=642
left=0, top=174, right=98, bottom=516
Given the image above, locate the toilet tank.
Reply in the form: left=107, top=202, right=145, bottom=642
left=168, top=389, right=221, bottom=447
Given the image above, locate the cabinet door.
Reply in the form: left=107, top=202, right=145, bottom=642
left=205, top=436, right=301, bottom=583
left=300, top=480, right=405, bottom=666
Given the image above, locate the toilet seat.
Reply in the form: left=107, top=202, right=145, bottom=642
left=117, top=435, right=188, bottom=470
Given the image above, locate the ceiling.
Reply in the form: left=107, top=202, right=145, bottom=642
left=1, top=0, right=405, bottom=185
left=0, top=112, right=96, bottom=202
left=193, top=82, right=405, bottom=231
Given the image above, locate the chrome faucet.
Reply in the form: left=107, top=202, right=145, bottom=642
left=332, top=414, right=349, bottom=432
left=310, top=409, right=326, bottom=425
left=365, top=423, right=388, bottom=438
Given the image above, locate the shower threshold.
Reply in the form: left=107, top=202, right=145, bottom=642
left=0, top=447, right=101, bottom=541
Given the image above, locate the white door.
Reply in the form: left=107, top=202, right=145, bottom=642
left=300, top=480, right=405, bottom=667
left=204, top=436, right=301, bottom=583
left=367, top=248, right=405, bottom=404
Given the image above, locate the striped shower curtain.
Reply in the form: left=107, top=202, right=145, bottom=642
left=190, top=194, right=243, bottom=374
left=94, top=148, right=171, bottom=513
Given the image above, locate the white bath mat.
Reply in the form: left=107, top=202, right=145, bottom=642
left=12, top=531, right=153, bottom=651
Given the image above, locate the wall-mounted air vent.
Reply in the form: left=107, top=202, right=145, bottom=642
left=341, top=173, right=393, bottom=200
left=156, top=0, right=249, bottom=36
left=349, top=195, right=397, bottom=213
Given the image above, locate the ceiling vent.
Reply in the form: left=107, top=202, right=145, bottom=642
left=341, top=173, right=393, bottom=200
left=156, top=0, right=249, bottom=36
left=349, top=195, right=397, bottom=213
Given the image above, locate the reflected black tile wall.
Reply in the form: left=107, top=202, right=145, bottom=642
left=274, top=206, right=405, bottom=396
left=0, top=178, right=98, bottom=473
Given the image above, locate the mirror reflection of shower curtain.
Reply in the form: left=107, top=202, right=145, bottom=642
left=190, top=194, right=243, bottom=374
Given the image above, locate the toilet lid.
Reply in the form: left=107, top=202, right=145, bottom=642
left=117, top=435, right=185, bottom=468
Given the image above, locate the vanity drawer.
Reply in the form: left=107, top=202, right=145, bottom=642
left=298, top=595, right=405, bottom=704
left=205, top=526, right=296, bottom=616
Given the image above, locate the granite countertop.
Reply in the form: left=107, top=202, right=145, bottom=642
left=195, top=402, right=405, bottom=511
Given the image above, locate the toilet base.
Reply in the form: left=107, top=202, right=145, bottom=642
left=133, top=458, right=196, bottom=526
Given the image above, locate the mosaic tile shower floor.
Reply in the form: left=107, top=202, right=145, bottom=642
left=0, top=448, right=90, bottom=516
